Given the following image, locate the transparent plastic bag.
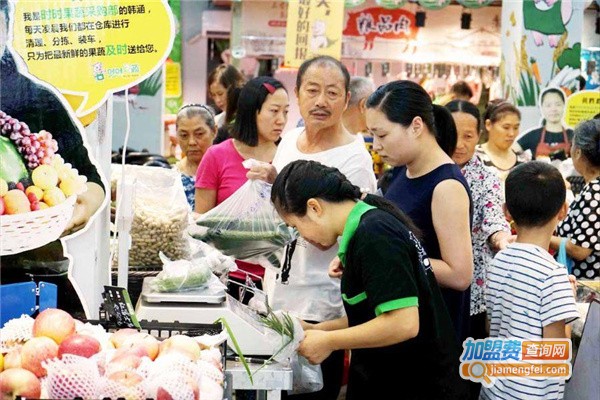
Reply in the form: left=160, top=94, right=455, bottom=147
left=191, top=179, right=296, bottom=270
left=189, top=237, right=238, bottom=277
left=290, top=355, right=324, bottom=395
left=150, top=252, right=225, bottom=293
left=262, top=311, right=324, bottom=394
left=112, top=165, right=190, bottom=266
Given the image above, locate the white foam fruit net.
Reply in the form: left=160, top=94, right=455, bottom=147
left=0, top=314, right=34, bottom=352
left=142, top=353, right=202, bottom=400
left=44, top=354, right=100, bottom=399
left=76, top=321, right=112, bottom=350
left=98, top=375, right=146, bottom=400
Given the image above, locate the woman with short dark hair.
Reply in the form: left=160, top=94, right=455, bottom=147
left=195, top=76, right=289, bottom=290
left=552, top=119, right=600, bottom=279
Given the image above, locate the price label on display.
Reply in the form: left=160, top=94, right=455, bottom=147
left=102, top=285, right=141, bottom=329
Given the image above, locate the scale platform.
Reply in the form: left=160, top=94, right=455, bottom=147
left=135, top=277, right=275, bottom=356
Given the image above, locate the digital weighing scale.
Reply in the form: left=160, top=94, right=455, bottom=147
left=135, top=277, right=276, bottom=356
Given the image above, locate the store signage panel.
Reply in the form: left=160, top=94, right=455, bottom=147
left=12, top=0, right=175, bottom=117
left=342, top=7, right=417, bottom=50
left=243, top=1, right=500, bottom=65
left=564, top=90, right=600, bottom=128
left=284, top=0, right=345, bottom=68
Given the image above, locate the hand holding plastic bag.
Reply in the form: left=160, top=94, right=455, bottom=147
left=260, top=310, right=323, bottom=394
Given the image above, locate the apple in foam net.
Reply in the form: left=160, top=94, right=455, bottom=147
left=156, top=375, right=199, bottom=400
left=107, top=371, right=144, bottom=400
left=3, top=349, right=21, bottom=370
left=158, top=335, right=201, bottom=361
left=109, top=328, right=139, bottom=348
left=20, top=336, right=59, bottom=377
left=0, top=368, right=42, bottom=399
left=32, top=308, right=76, bottom=344
left=121, top=333, right=159, bottom=360
left=107, top=352, right=143, bottom=373
left=58, top=334, right=101, bottom=358
left=108, top=370, right=143, bottom=386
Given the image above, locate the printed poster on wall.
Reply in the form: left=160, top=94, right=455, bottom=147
left=284, top=0, right=345, bottom=68
left=165, top=0, right=182, bottom=114
left=1, top=0, right=174, bottom=318
left=11, top=0, right=175, bottom=117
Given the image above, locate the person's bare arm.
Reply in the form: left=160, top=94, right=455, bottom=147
left=299, top=308, right=418, bottom=364
left=543, top=320, right=570, bottom=339
left=194, top=188, right=217, bottom=214
left=302, top=317, right=348, bottom=332
left=430, top=180, right=474, bottom=290
left=63, top=182, right=105, bottom=234
left=550, top=236, right=593, bottom=261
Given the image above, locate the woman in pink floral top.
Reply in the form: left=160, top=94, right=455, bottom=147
left=446, top=101, right=512, bottom=342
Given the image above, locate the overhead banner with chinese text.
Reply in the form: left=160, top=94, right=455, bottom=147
left=284, top=0, right=344, bottom=68
left=342, top=7, right=417, bottom=51
left=11, top=0, right=175, bottom=117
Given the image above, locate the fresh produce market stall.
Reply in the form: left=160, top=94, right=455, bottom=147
left=0, top=308, right=227, bottom=399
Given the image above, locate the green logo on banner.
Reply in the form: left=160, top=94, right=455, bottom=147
left=375, top=0, right=408, bottom=9
left=456, top=0, right=494, bottom=8
left=417, top=0, right=451, bottom=10
left=345, top=0, right=366, bottom=8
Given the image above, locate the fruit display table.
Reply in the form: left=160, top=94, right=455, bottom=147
left=226, top=360, right=293, bottom=400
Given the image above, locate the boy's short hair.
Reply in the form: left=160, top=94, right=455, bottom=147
left=505, top=161, right=566, bottom=228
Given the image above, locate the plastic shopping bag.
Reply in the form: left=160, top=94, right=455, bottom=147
left=557, top=238, right=574, bottom=274
left=261, top=311, right=324, bottom=394
left=112, top=164, right=190, bottom=266
left=150, top=252, right=230, bottom=293
left=191, top=179, right=296, bottom=270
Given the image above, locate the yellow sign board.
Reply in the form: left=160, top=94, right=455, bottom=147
left=284, top=0, right=344, bottom=68
left=11, top=0, right=175, bottom=117
left=565, top=90, right=600, bottom=128
left=165, top=61, right=182, bottom=98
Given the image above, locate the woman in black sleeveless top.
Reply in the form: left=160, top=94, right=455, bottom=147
left=365, top=81, right=474, bottom=344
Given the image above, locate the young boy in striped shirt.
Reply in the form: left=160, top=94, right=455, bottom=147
left=482, top=162, right=579, bottom=400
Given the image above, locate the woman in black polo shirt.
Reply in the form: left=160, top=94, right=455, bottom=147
left=271, top=160, right=468, bottom=400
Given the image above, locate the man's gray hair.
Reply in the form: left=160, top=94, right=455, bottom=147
left=348, top=76, right=376, bottom=107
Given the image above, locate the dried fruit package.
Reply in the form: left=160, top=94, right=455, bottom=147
left=112, top=165, right=190, bottom=266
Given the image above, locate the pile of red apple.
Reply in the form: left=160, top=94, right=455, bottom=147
left=0, top=308, right=224, bottom=400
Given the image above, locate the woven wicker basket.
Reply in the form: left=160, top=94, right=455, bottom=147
left=0, top=194, right=77, bottom=255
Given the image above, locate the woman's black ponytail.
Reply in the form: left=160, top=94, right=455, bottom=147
left=272, top=160, right=420, bottom=238
left=432, top=104, right=457, bottom=156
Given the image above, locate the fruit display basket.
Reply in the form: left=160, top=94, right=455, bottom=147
left=0, top=194, right=76, bottom=256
